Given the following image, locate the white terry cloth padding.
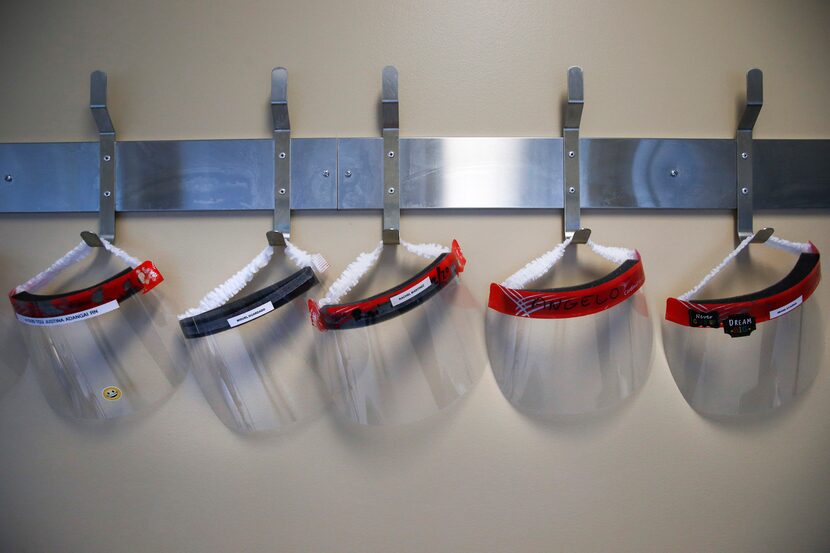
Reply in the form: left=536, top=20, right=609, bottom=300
left=100, top=239, right=142, bottom=269
left=318, top=240, right=451, bottom=307
left=319, top=241, right=384, bottom=307
left=585, top=239, right=638, bottom=266
left=400, top=239, right=450, bottom=260
left=501, top=237, right=638, bottom=290
left=678, top=232, right=812, bottom=301
left=14, top=238, right=142, bottom=295
left=765, top=235, right=813, bottom=255
left=285, top=240, right=330, bottom=274
left=178, top=240, right=328, bottom=319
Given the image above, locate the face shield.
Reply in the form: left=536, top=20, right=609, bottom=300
left=0, top=308, right=28, bottom=398
left=8, top=239, right=186, bottom=420
left=486, top=238, right=652, bottom=417
left=308, top=239, right=484, bottom=426
left=664, top=234, right=821, bottom=416
left=178, top=242, right=330, bottom=433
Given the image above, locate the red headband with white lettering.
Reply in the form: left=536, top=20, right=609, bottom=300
left=488, top=238, right=644, bottom=319
left=665, top=235, right=820, bottom=337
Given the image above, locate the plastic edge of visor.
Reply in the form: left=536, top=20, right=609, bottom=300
left=487, top=255, right=646, bottom=319
left=308, top=239, right=466, bottom=332
left=179, top=266, right=319, bottom=339
left=664, top=245, right=821, bottom=334
left=9, top=261, right=164, bottom=319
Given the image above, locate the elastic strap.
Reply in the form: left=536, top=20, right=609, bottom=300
left=678, top=232, right=812, bottom=301
left=178, top=240, right=328, bottom=319
left=101, top=239, right=142, bottom=268
left=501, top=238, right=638, bottom=289
left=318, top=241, right=383, bottom=307
left=765, top=235, right=814, bottom=255
left=585, top=240, right=638, bottom=266
left=319, top=240, right=450, bottom=307
left=14, top=238, right=141, bottom=294
left=400, top=239, right=449, bottom=260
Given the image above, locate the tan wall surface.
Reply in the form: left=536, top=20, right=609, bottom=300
left=1, top=1, right=829, bottom=552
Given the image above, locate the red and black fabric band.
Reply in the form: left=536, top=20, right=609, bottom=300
left=665, top=250, right=820, bottom=331
left=9, top=261, right=163, bottom=319
left=309, top=240, right=466, bottom=331
left=488, top=256, right=646, bottom=319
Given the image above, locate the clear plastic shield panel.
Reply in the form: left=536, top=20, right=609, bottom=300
left=663, top=299, right=821, bottom=416
left=185, top=297, right=328, bottom=433
left=316, top=278, right=484, bottom=426
left=0, top=310, right=28, bottom=398
left=486, top=290, right=652, bottom=417
left=20, top=291, right=186, bottom=420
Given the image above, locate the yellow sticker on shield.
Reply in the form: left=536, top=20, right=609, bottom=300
left=102, top=386, right=123, bottom=401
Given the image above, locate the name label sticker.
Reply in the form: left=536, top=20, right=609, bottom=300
left=390, top=277, right=431, bottom=307
left=15, top=300, right=120, bottom=327
left=770, top=295, right=803, bottom=319
left=689, top=310, right=720, bottom=328
left=227, top=301, right=274, bottom=328
left=723, top=313, right=756, bottom=338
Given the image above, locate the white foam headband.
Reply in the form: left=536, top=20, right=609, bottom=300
left=318, top=240, right=450, bottom=307
left=501, top=238, right=639, bottom=290
left=14, top=238, right=142, bottom=295
left=178, top=241, right=329, bottom=319
left=678, top=232, right=812, bottom=301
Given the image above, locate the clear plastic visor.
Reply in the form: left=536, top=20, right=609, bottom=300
left=316, top=275, right=484, bottom=426
left=0, top=309, right=28, bottom=398
left=663, top=300, right=821, bottom=416
left=182, top=267, right=329, bottom=433
left=487, top=290, right=652, bottom=417
left=19, top=290, right=186, bottom=420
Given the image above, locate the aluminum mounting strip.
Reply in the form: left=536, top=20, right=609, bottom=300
left=1, top=137, right=828, bottom=212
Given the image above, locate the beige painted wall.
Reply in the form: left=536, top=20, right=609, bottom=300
left=1, top=1, right=829, bottom=552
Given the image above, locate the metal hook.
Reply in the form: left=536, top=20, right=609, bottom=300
left=563, top=66, right=590, bottom=244
left=737, top=68, right=772, bottom=244
left=266, top=67, right=291, bottom=247
left=381, top=65, right=400, bottom=245
left=82, top=70, right=116, bottom=247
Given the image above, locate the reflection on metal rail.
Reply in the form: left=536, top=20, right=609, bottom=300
left=1, top=68, right=829, bottom=215
left=2, top=137, right=829, bottom=213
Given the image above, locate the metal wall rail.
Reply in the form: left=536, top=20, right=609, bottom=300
left=0, top=137, right=828, bottom=213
